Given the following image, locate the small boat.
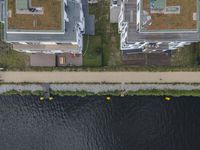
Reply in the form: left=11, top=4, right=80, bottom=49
left=165, top=97, right=171, bottom=101
left=40, top=97, right=44, bottom=101
left=48, top=97, right=54, bottom=101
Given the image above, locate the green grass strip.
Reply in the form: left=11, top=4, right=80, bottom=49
left=1, top=89, right=200, bottom=97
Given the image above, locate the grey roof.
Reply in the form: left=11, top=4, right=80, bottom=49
left=110, top=0, right=121, bottom=23
left=84, top=15, right=95, bottom=35
left=30, top=53, right=56, bottom=67
left=124, top=0, right=200, bottom=43
left=110, top=6, right=120, bottom=23
left=0, top=0, right=4, bottom=22
left=82, top=0, right=95, bottom=35
left=5, top=0, right=82, bottom=43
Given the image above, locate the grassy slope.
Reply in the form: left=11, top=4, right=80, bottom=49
left=3, top=89, right=200, bottom=97
left=0, top=22, right=29, bottom=71
left=0, top=41, right=29, bottom=70
left=127, top=89, right=200, bottom=97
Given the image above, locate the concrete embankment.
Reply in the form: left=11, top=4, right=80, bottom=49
left=50, top=84, right=200, bottom=93
left=1, top=71, right=200, bottom=96
left=1, top=84, right=200, bottom=96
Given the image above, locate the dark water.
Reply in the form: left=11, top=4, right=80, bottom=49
left=0, top=96, right=200, bottom=150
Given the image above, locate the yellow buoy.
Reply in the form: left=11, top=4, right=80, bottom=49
left=40, top=97, right=44, bottom=101
left=106, top=96, right=111, bottom=101
left=165, top=97, right=171, bottom=101
left=48, top=97, right=54, bottom=101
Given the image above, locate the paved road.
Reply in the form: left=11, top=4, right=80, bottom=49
left=0, top=72, right=200, bottom=83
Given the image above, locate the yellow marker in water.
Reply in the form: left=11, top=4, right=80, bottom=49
left=165, top=97, right=171, bottom=101
left=48, top=97, right=54, bottom=101
left=40, top=97, right=44, bottom=101
left=106, top=96, right=111, bottom=101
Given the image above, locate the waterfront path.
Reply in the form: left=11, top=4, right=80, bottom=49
left=0, top=72, right=200, bottom=83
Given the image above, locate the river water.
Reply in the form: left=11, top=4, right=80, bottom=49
left=0, top=95, right=200, bottom=150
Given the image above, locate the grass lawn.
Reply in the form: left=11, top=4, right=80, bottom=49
left=0, top=23, right=29, bottom=70
left=0, top=41, right=29, bottom=70
left=0, top=23, right=4, bottom=40
left=83, top=36, right=102, bottom=67
left=83, top=1, right=121, bottom=67
left=171, top=43, right=200, bottom=67
left=127, top=89, right=200, bottom=97
left=4, top=89, right=200, bottom=97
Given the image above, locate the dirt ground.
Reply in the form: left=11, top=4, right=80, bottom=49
left=122, top=52, right=171, bottom=66
left=2, top=71, right=200, bottom=83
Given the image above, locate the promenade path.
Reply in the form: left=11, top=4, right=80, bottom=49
left=0, top=72, right=200, bottom=83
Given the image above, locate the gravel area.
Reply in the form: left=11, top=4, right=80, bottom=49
left=0, top=84, right=200, bottom=94
left=124, top=84, right=200, bottom=91
left=51, top=84, right=200, bottom=93
left=0, top=84, right=43, bottom=94
left=50, top=84, right=122, bottom=93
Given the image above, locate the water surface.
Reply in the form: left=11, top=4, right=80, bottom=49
left=0, top=96, right=200, bottom=150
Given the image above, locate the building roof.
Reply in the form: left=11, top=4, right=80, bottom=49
left=141, top=0, right=197, bottom=31
left=82, top=0, right=95, bottom=35
left=7, top=0, right=63, bottom=31
left=16, top=0, right=28, bottom=10
left=0, top=0, right=94, bottom=48
left=30, top=53, right=56, bottom=67
left=123, top=0, right=200, bottom=43
left=13, top=43, right=78, bottom=52
left=4, top=0, right=83, bottom=43
left=110, top=6, right=121, bottom=23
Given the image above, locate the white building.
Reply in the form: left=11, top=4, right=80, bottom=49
left=118, top=0, right=200, bottom=52
left=0, top=0, right=85, bottom=54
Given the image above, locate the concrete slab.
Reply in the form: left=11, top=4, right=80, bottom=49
left=30, top=53, right=56, bottom=67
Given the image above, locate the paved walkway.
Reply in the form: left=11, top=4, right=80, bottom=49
left=0, top=72, right=200, bottom=83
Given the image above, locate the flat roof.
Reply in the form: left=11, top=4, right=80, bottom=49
left=124, top=0, right=200, bottom=43
left=141, top=0, right=197, bottom=31
left=3, top=0, right=94, bottom=46
left=7, top=0, right=63, bottom=31
left=6, top=0, right=82, bottom=43
left=16, top=0, right=28, bottom=10
left=30, top=53, right=56, bottom=67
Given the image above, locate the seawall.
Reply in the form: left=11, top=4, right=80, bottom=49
left=1, top=83, right=200, bottom=97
